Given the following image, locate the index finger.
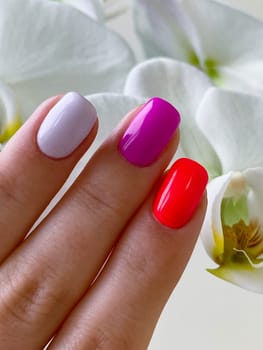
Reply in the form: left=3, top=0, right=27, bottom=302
left=0, top=92, right=98, bottom=262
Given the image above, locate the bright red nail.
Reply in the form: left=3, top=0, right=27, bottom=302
left=153, top=158, right=208, bottom=229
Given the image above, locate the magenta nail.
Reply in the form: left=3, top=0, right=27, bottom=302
left=119, top=97, right=181, bottom=167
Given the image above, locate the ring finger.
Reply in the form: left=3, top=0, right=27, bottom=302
left=49, top=159, right=208, bottom=350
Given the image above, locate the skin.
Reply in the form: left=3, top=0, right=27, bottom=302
left=0, top=96, right=207, bottom=349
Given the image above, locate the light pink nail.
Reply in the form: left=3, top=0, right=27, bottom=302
left=37, top=92, right=97, bottom=159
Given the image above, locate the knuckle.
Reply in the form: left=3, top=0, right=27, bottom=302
left=75, top=179, right=124, bottom=218
left=121, top=246, right=149, bottom=280
left=0, top=256, right=64, bottom=328
left=85, top=327, right=132, bottom=350
left=0, top=170, right=19, bottom=206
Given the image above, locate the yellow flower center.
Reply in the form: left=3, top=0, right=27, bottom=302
left=0, top=115, right=22, bottom=143
left=222, top=220, right=263, bottom=265
left=0, top=81, right=22, bottom=144
left=188, top=51, right=222, bottom=84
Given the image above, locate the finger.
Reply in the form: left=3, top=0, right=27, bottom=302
left=0, top=98, right=180, bottom=349
left=0, top=92, right=98, bottom=262
left=49, top=158, right=208, bottom=350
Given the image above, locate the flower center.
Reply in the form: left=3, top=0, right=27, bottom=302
left=0, top=81, right=22, bottom=143
left=218, top=172, right=263, bottom=267
left=222, top=220, right=263, bottom=265
left=188, top=52, right=221, bottom=83
left=203, top=58, right=219, bottom=80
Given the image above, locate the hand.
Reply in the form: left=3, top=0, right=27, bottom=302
left=0, top=93, right=207, bottom=349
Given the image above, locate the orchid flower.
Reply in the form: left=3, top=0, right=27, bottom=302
left=125, top=57, right=263, bottom=293
left=133, top=0, right=263, bottom=95
left=197, top=89, right=263, bottom=293
left=0, top=0, right=135, bottom=146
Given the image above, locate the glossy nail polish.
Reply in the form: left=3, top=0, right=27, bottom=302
left=153, top=158, right=208, bottom=229
left=37, top=92, right=97, bottom=159
left=119, top=97, right=180, bottom=167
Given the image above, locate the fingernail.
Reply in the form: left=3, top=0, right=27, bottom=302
left=37, top=92, right=97, bottom=159
left=153, top=158, right=208, bottom=229
left=119, top=97, right=180, bottom=167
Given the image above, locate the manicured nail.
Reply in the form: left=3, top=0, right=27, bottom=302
left=153, top=158, right=208, bottom=229
left=37, top=92, right=97, bottom=158
left=119, top=97, right=180, bottom=167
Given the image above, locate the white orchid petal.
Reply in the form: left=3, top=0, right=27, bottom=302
left=133, top=0, right=198, bottom=61
left=59, top=0, right=104, bottom=20
left=208, top=264, right=263, bottom=293
left=125, top=58, right=221, bottom=174
left=197, top=88, right=263, bottom=173
left=0, top=81, right=21, bottom=142
left=201, top=173, right=232, bottom=261
left=86, top=93, right=145, bottom=151
left=1, top=0, right=135, bottom=119
left=244, top=167, right=263, bottom=232
left=218, top=62, right=263, bottom=95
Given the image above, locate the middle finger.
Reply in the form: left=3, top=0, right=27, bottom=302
left=0, top=97, right=180, bottom=349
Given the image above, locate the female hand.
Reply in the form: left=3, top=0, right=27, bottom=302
left=0, top=93, right=208, bottom=349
